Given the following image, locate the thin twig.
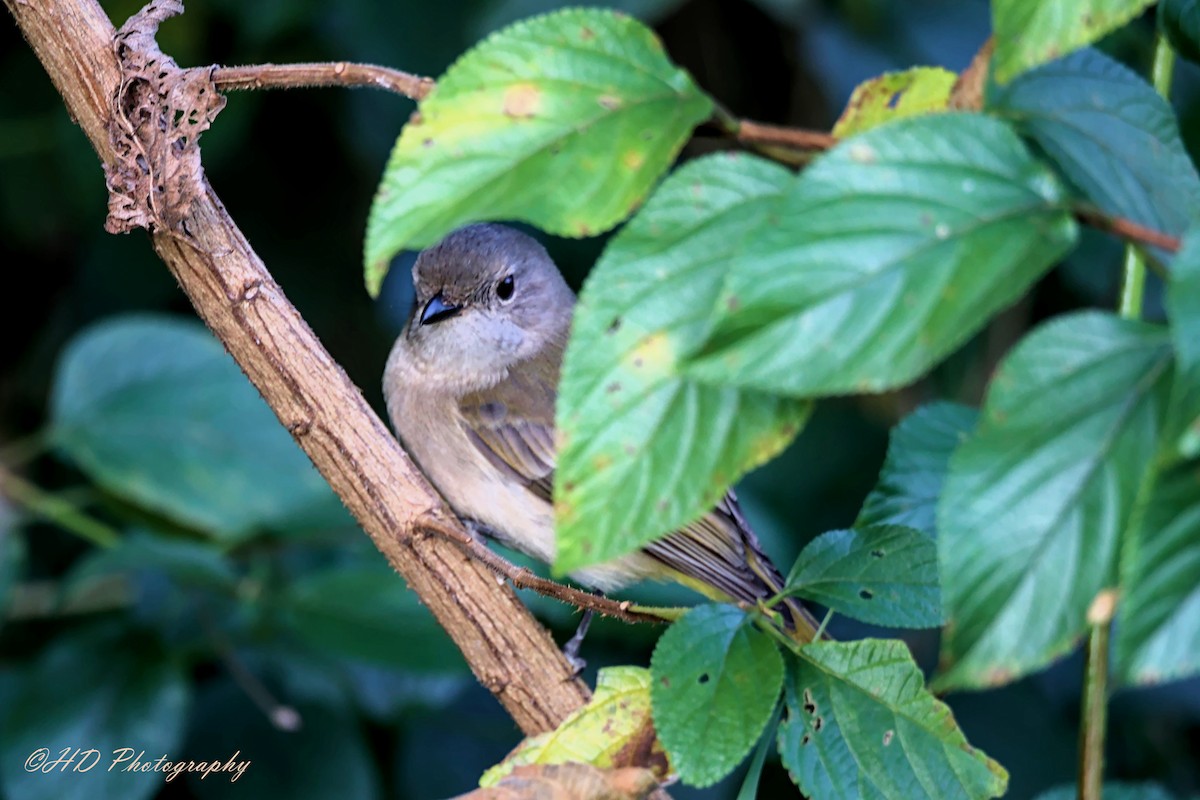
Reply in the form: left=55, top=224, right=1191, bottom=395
left=735, top=119, right=836, bottom=151
left=422, top=517, right=671, bottom=626
left=0, top=463, right=120, bottom=549
left=198, top=605, right=303, bottom=732
left=1072, top=205, right=1181, bottom=254
left=212, top=62, right=434, bottom=101
left=1078, top=590, right=1116, bottom=800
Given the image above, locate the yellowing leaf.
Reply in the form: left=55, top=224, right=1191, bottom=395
left=832, top=68, right=956, bottom=138
left=480, top=667, right=668, bottom=786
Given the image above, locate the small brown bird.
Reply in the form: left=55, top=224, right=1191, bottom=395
left=383, top=224, right=817, bottom=647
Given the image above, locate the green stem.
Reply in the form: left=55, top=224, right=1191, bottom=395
left=1118, top=246, right=1146, bottom=321
left=1078, top=591, right=1116, bottom=800
left=1152, top=32, right=1177, bottom=98
left=1119, top=33, right=1177, bottom=322
left=0, top=464, right=119, bottom=549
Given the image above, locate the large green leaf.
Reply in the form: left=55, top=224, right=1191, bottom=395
left=554, top=154, right=811, bottom=573
left=680, top=114, right=1077, bottom=396
left=650, top=605, right=783, bottom=787
left=0, top=628, right=189, bottom=800
left=785, top=526, right=941, bottom=628
left=991, top=0, right=1156, bottom=84
left=280, top=564, right=466, bottom=671
left=364, top=8, right=712, bottom=295
left=778, top=642, right=1006, bottom=799
left=49, top=315, right=346, bottom=541
left=1115, top=464, right=1200, bottom=685
left=857, top=402, right=978, bottom=535
left=990, top=48, right=1200, bottom=248
left=937, top=312, right=1172, bottom=691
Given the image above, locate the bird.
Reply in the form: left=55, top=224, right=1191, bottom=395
left=382, top=223, right=819, bottom=654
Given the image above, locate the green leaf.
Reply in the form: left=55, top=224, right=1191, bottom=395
left=49, top=315, right=345, bottom=541
left=650, top=604, right=784, bottom=787
left=66, top=530, right=238, bottom=600
left=0, top=628, right=189, bottom=800
left=1167, top=230, right=1200, bottom=458
left=186, top=681, right=380, bottom=800
left=481, top=666, right=667, bottom=785
left=991, top=0, right=1156, bottom=84
left=989, top=48, right=1200, bottom=247
left=0, top=526, right=23, bottom=624
left=778, top=642, right=1006, bottom=799
left=364, top=8, right=713, bottom=295
left=1160, top=0, right=1200, bottom=64
left=857, top=402, right=978, bottom=535
left=785, top=526, right=941, bottom=628
left=280, top=564, right=466, bottom=671
left=1115, top=464, right=1200, bottom=685
left=554, top=153, right=811, bottom=573
left=680, top=114, right=1077, bottom=396
left=1034, top=783, right=1176, bottom=800
left=832, top=68, right=957, bottom=138
left=937, top=312, right=1172, bottom=691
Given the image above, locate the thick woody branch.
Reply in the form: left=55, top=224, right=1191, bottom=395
left=4, top=0, right=591, bottom=735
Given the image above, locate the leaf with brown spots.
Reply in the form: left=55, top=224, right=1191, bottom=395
left=364, top=8, right=712, bottom=296
left=480, top=668, right=670, bottom=787
left=779, top=642, right=1007, bottom=799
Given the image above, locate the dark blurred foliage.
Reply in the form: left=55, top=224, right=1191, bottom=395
left=1, top=0, right=1198, bottom=798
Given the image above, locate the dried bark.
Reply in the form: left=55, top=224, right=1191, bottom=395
left=4, top=0, right=592, bottom=735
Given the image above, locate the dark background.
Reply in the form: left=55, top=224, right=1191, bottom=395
left=1, top=0, right=1198, bottom=798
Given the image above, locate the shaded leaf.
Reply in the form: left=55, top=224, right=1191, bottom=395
left=66, top=529, right=238, bottom=600
left=785, top=526, right=941, bottom=628
left=280, top=564, right=466, bottom=671
left=0, top=524, right=23, bottom=624
left=832, top=68, right=956, bottom=138
left=49, top=315, right=345, bottom=542
left=680, top=114, right=1077, bottom=396
left=185, top=681, right=380, bottom=800
left=650, top=605, right=783, bottom=787
left=0, top=628, right=189, bottom=800
left=779, top=642, right=1006, bottom=799
left=857, top=402, right=978, bottom=535
left=364, top=8, right=712, bottom=295
left=991, top=0, right=1156, bottom=83
left=554, top=153, right=811, bottom=572
left=937, top=312, right=1172, bottom=690
left=1115, top=464, right=1200, bottom=685
left=1167, top=230, right=1200, bottom=458
left=481, top=667, right=667, bottom=786
left=1034, top=783, right=1176, bottom=800
left=990, top=48, right=1200, bottom=251
left=1160, top=0, right=1200, bottom=63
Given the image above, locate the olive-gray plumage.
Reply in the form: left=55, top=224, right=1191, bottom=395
left=383, top=223, right=815, bottom=636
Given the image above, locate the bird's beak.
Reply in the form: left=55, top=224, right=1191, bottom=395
left=420, top=292, right=462, bottom=326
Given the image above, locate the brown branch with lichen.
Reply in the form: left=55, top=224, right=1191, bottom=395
left=4, top=0, right=599, bottom=738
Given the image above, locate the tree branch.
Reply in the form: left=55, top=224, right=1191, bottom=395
left=5, top=0, right=592, bottom=736
left=212, top=62, right=434, bottom=100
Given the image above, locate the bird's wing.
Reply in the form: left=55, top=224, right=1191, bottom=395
left=458, top=346, right=810, bottom=632
left=457, top=346, right=560, bottom=504
left=642, top=491, right=786, bottom=604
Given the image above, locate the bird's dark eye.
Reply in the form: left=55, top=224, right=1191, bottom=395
left=497, top=275, right=515, bottom=301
